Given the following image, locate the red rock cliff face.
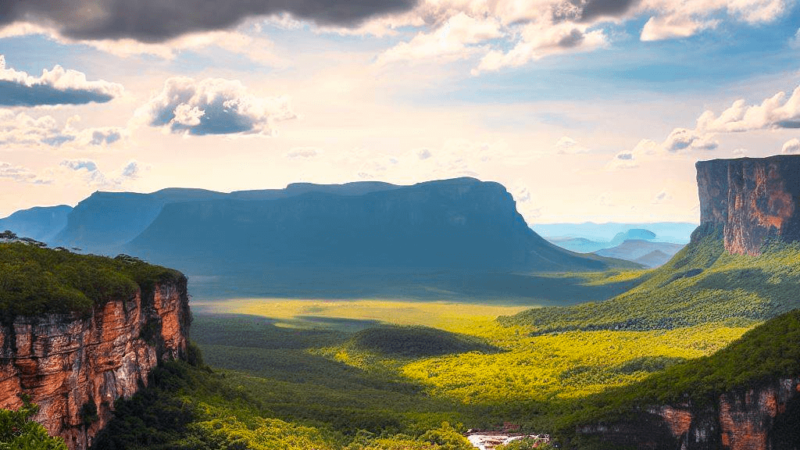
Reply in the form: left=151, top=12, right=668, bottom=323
left=696, top=156, right=800, bottom=256
left=577, top=378, right=800, bottom=449
left=0, top=279, right=190, bottom=450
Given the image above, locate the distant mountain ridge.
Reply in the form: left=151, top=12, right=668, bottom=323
left=127, top=178, right=626, bottom=274
left=533, top=222, right=697, bottom=244
left=0, top=205, right=72, bottom=242
left=3, top=178, right=632, bottom=277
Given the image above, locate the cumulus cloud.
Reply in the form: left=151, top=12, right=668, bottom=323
left=792, top=29, right=800, bottom=48
left=0, top=110, right=125, bottom=149
left=782, top=138, right=800, bottom=154
left=0, top=161, right=50, bottom=184
left=639, top=0, right=786, bottom=41
left=416, top=148, right=432, bottom=160
left=555, top=136, right=590, bottom=154
left=60, top=159, right=142, bottom=187
left=286, top=147, right=322, bottom=158
left=607, top=139, right=662, bottom=169
left=474, top=22, right=606, bottom=74
left=377, top=13, right=503, bottom=65
left=0, top=0, right=417, bottom=43
left=0, top=55, right=123, bottom=106
left=609, top=84, right=800, bottom=169
left=695, top=86, right=800, bottom=132
left=662, top=128, right=718, bottom=152
left=136, top=77, right=295, bottom=136
left=640, top=14, right=717, bottom=41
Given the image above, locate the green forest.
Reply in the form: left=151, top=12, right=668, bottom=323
left=3, top=226, right=800, bottom=448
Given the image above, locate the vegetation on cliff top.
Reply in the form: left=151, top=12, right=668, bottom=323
left=555, top=307, right=800, bottom=444
left=501, top=225, right=800, bottom=332
left=0, top=239, right=183, bottom=318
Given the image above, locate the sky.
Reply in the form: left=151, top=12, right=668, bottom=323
left=0, top=0, right=799, bottom=224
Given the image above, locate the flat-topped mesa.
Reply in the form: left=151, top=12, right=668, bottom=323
left=696, top=155, right=800, bottom=255
left=0, top=278, right=190, bottom=450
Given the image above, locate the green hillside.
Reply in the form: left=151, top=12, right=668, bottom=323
left=0, top=238, right=183, bottom=318
left=557, top=308, right=800, bottom=445
left=501, top=224, right=800, bottom=333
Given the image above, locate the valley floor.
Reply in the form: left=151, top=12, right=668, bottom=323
left=180, top=297, right=751, bottom=448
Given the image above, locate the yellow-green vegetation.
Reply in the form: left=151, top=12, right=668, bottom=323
left=502, top=225, right=800, bottom=332
left=552, top=308, right=800, bottom=445
left=93, top=358, right=475, bottom=450
left=0, top=240, right=183, bottom=318
left=193, top=298, right=528, bottom=330
left=190, top=293, right=751, bottom=440
left=0, top=399, right=67, bottom=450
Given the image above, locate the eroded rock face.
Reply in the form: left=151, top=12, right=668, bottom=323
left=0, top=279, right=190, bottom=450
left=578, top=378, right=800, bottom=450
left=697, top=156, right=800, bottom=256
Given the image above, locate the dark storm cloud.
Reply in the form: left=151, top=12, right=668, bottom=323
left=579, top=0, right=641, bottom=21
left=0, top=0, right=419, bottom=43
left=554, top=0, right=641, bottom=23
left=557, top=29, right=585, bottom=48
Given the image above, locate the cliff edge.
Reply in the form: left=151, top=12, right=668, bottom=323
left=0, top=244, right=190, bottom=450
left=697, top=155, right=800, bottom=255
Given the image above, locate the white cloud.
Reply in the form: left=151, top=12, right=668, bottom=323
left=555, top=136, right=590, bottom=155
left=0, top=55, right=123, bottom=106
left=782, top=138, right=800, bottom=154
left=610, top=84, right=800, bottom=169
left=607, top=139, right=663, bottom=170
left=376, top=13, right=503, bottom=65
left=662, top=127, right=718, bottom=152
left=135, top=77, right=296, bottom=136
left=640, top=15, right=717, bottom=41
left=696, top=86, right=800, bottom=132
left=0, top=161, right=50, bottom=184
left=474, top=24, right=606, bottom=74
left=0, top=110, right=125, bottom=149
left=60, top=159, right=142, bottom=188
left=639, top=0, right=787, bottom=41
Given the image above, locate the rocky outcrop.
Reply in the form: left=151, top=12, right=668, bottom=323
left=578, top=378, right=800, bottom=449
left=0, top=279, right=190, bottom=450
left=697, top=155, right=800, bottom=256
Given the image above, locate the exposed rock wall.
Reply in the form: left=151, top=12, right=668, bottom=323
left=696, top=155, right=800, bottom=255
left=577, top=378, right=800, bottom=449
left=0, top=279, right=190, bottom=450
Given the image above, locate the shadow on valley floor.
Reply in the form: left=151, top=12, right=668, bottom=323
left=188, top=269, right=650, bottom=306
left=189, top=314, right=501, bottom=433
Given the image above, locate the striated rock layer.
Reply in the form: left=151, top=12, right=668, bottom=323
left=0, top=279, right=190, bottom=450
left=697, top=155, right=800, bottom=256
left=578, top=378, right=800, bottom=449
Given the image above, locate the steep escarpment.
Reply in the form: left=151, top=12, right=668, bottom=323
left=0, top=244, right=190, bottom=450
left=569, top=308, right=800, bottom=449
left=577, top=378, right=800, bottom=449
left=697, top=155, right=800, bottom=256
left=128, top=177, right=622, bottom=274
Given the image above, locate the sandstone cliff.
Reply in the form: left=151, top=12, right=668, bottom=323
left=0, top=278, right=190, bottom=450
left=577, top=378, right=800, bottom=449
left=697, top=155, right=800, bottom=256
